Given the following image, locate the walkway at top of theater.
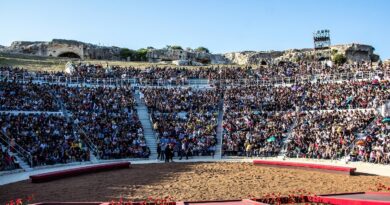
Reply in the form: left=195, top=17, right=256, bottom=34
left=1, top=157, right=390, bottom=186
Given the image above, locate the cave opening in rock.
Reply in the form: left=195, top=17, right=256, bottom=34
left=58, top=52, right=81, bottom=59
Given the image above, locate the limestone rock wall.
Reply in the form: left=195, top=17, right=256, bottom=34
left=0, top=39, right=380, bottom=65
left=224, top=51, right=288, bottom=65
left=331, top=44, right=378, bottom=63
left=1, top=39, right=121, bottom=60
left=146, top=49, right=229, bottom=64
left=223, top=52, right=253, bottom=65
left=224, top=44, right=378, bottom=65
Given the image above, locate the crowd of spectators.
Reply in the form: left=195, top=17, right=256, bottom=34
left=252, top=61, right=387, bottom=79
left=223, top=80, right=389, bottom=112
left=349, top=115, right=390, bottom=164
left=222, top=83, right=290, bottom=156
left=222, top=80, right=388, bottom=158
left=286, top=110, right=376, bottom=160
left=142, top=87, right=220, bottom=112
left=0, top=113, right=89, bottom=166
left=142, top=88, right=220, bottom=158
left=2, top=60, right=389, bottom=83
left=0, top=81, right=150, bottom=166
left=0, top=81, right=59, bottom=111
left=0, top=59, right=389, bottom=167
left=222, top=110, right=294, bottom=157
left=56, top=86, right=150, bottom=159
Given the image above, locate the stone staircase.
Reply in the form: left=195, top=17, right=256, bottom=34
left=13, top=155, right=33, bottom=171
left=381, top=100, right=390, bottom=117
left=134, top=90, right=158, bottom=159
left=89, top=150, right=99, bottom=163
left=278, top=119, right=298, bottom=158
left=51, top=90, right=100, bottom=162
left=0, top=143, right=30, bottom=172
left=215, top=98, right=224, bottom=159
left=0, top=132, right=33, bottom=171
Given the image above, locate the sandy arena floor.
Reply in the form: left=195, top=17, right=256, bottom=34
left=1, top=162, right=390, bottom=203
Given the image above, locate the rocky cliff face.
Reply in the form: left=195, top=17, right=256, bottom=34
left=0, top=40, right=380, bottom=65
left=332, top=44, right=379, bottom=62
left=224, top=44, right=379, bottom=65
left=146, top=49, right=229, bottom=65
left=384, top=59, right=390, bottom=65
left=224, top=51, right=286, bottom=65
left=1, top=39, right=121, bottom=60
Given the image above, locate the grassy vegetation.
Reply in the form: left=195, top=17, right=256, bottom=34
left=0, top=53, right=174, bottom=72
left=0, top=53, right=237, bottom=72
left=0, top=53, right=69, bottom=72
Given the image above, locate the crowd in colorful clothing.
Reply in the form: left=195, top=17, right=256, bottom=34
left=0, top=81, right=59, bottom=111
left=0, top=60, right=389, bottom=170
left=222, top=81, right=389, bottom=164
left=349, top=116, right=390, bottom=164
left=55, top=86, right=150, bottom=159
left=0, top=113, right=89, bottom=166
left=286, top=110, right=376, bottom=159
left=142, top=87, right=220, bottom=159
left=1, top=61, right=388, bottom=82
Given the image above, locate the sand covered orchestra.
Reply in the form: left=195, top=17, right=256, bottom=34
left=1, top=162, right=390, bottom=203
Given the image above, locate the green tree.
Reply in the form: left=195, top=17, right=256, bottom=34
left=136, top=48, right=148, bottom=61
left=119, top=48, right=135, bottom=60
left=170, top=45, right=183, bottom=50
left=195, top=47, right=210, bottom=53
left=119, top=48, right=149, bottom=61
left=332, top=53, right=346, bottom=65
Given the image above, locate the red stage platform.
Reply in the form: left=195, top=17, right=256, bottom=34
left=30, top=162, right=131, bottom=183
left=178, top=200, right=267, bottom=205
left=253, top=159, right=356, bottom=175
left=29, top=192, right=390, bottom=205
left=317, top=192, right=390, bottom=205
